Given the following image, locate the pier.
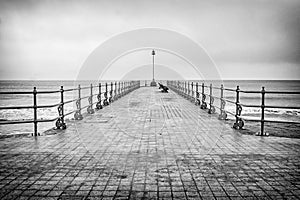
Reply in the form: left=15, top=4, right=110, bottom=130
left=0, top=84, right=300, bottom=199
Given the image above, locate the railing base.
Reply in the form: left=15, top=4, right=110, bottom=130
left=256, top=132, right=270, bottom=136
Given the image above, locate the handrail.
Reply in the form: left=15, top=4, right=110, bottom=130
left=0, top=91, right=35, bottom=95
left=167, top=80, right=300, bottom=136
left=0, top=81, right=141, bottom=136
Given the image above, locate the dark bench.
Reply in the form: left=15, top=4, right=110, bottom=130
left=158, top=83, right=169, bottom=93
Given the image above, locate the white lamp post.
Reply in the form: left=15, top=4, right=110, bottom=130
left=150, top=49, right=157, bottom=86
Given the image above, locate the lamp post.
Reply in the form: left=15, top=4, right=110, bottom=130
left=150, top=49, right=157, bottom=86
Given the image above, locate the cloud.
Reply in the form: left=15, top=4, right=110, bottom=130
left=0, top=0, right=299, bottom=80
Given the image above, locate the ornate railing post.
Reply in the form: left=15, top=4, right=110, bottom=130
left=187, top=82, right=190, bottom=99
left=191, top=82, right=195, bottom=102
left=218, top=84, right=227, bottom=120
left=233, top=86, right=244, bottom=129
left=200, top=83, right=207, bottom=109
left=109, top=82, right=113, bottom=103
left=195, top=83, right=200, bottom=105
left=33, top=87, right=38, bottom=136
left=123, top=82, right=125, bottom=95
left=74, top=84, right=83, bottom=119
left=260, top=87, right=265, bottom=135
left=120, top=82, right=123, bottom=96
left=114, top=82, right=117, bottom=100
left=208, top=84, right=215, bottom=114
left=56, top=86, right=66, bottom=129
left=118, top=82, right=121, bottom=98
left=103, top=83, right=109, bottom=106
left=87, top=84, right=95, bottom=114
left=184, top=81, right=187, bottom=97
left=96, top=83, right=103, bottom=110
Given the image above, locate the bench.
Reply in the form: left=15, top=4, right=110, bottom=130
left=158, top=83, right=169, bottom=93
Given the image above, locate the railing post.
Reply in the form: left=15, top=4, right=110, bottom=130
left=220, top=84, right=223, bottom=113
left=114, top=82, right=117, bottom=100
left=33, top=87, right=38, bottom=136
left=235, top=86, right=239, bottom=125
left=121, top=82, right=123, bottom=96
left=109, top=82, right=113, bottom=103
left=195, top=82, right=200, bottom=105
left=96, top=83, right=103, bottom=110
left=103, top=83, right=109, bottom=106
left=233, top=86, right=244, bottom=129
left=260, top=86, right=265, bottom=136
left=208, top=84, right=215, bottom=114
left=118, top=82, right=121, bottom=97
left=210, top=84, right=212, bottom=110
left=87, top=84, right=95, bottom=114
left=191, top=82, right=194, bottom=101
left=185, top=81, right=187, bottom=97
left=187, top=82, right=190, bottom=99
left=74, top=84, right=83, bottom=119
left=200, top=83, right=207, bottom=109
left=218, top=84, right=227, bottom=120
left=56, top=86, right=66, bottom=129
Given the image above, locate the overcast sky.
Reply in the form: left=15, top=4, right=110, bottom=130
left=0, top=0, right=299, bottom=80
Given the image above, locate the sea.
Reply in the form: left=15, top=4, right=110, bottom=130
left=0, top=80, right=299, bottom=136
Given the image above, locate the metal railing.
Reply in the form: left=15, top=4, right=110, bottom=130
left=167, top=80, right=300, bottom=136
left=0, top=81, right=140, bottom=136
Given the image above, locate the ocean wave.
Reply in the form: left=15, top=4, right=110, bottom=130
left=222, top=105, right=300, bottom=117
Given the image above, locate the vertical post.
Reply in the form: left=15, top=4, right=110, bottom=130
left=191, top=82, right=194, bottom=100
left=184, top=81, right=187, bottom=96
left=78, top=85, right=81, bottom=111
left=200, top=83, right=207, bottom=109
left=187, top=82, right=190, bottom=98
left=152, top=50, right=155, bottom=81
left=105, top=82, right=108, bottom=102
left=220, top=84, right=223, bottom=113
left=87, top=84, right=95, bottom=113
left=209, top=84, right=212, bottom=111
left=202, top=83, right=205, bottom=100
left=99, top=83, right=101, bottom=100
left=118, top=82, right=121, bottom=97
left=122, top=82, right=124, bottom=96
left=115, top=82, right=117, bottom=100
left=218, top=84, right=227, bottom=120
left=74, top=85, right=82, bottom=119
left=56, top=85, right=66, bottom=129
left=33, top=87, right=38, bottom=136
left=261, top=87, right=265, bottom=135
left=106, top=82, right=108, bottom=96
left=235, top=86, right=240, bottom=125
left=90, top=84, right=93, bottom=106
left=60, top=86, right=64, bottom=124
left=110, top=82, right=113, bottom=102
left=95, top=83, right=102, bottom=110
left=195, top=82, right=199, bottom=105
left=208, top=84, right=214, bottom=114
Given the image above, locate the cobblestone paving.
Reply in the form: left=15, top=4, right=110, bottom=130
left=0, top=87, right=300, bottom=199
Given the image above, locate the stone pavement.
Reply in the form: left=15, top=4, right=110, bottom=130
left=0, top=87, right=299, bottom=200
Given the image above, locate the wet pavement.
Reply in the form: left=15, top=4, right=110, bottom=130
left=0, top=87, right=299, bottom=199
